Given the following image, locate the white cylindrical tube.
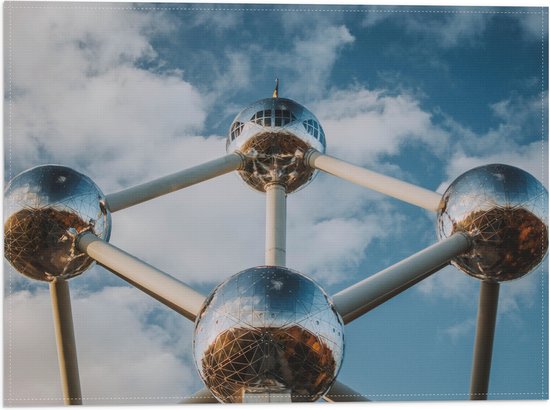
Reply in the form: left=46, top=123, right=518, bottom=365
left=50, top=278, right=82, bottom=405
left=332, top=233, right=471, bottom=324
left=470, top=280, right=500, bottom=400
left=105, top=152, right=245, bottom=212
left=306, top=149, right=442, bottom=212
left=77, top=233, right=206, bottom=321
left=265, top=183, right=287, bottom=266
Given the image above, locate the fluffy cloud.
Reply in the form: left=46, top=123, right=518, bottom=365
left=438, top=93, right=548, bottom=191
left=405, top=13, right=490, bottom=48
left=362, top=8, right=490, bottom=48
left=4, top=286, right=197, bottom=406
left=7, top=7, right=206, bottom=179
left=362, top=10, right=545, bottom=48
left=281, top=25, right=355, bottom=100
left=313, top=87, right=450, bottom=165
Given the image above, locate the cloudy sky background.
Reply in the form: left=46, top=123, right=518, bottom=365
left=3, top=0, right=548, bottom=405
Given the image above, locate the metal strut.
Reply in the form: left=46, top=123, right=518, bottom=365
left=50, top=278, right=82, bottom=405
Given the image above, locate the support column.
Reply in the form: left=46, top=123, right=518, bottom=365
left=77, top=232, right=206, bottom=321
left=265, top=183, right=287, bottom=266
left=306, top=149, right=442, bottom=211
left=470, top=280, right=500, bottom=400
left=332, top=233, right=471, bottom=324
left=50, top=278, right=82, bottom=405
left=105, top=152, right=245, bottom=212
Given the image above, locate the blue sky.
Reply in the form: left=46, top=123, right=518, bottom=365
left=3, top=1, right=548, bottom=406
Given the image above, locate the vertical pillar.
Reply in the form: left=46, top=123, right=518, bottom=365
left=265, top=183, right=287, bottom=266
left=470, top=280, right=500, bottom=400
left=50, top=278, right=82, bottom=405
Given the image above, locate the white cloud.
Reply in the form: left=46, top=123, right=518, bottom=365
left=4, top=286, right=197, bottom=405
left=408, top=13, right=490, bottom=48
left=312, top=87, right=450, bottom=165
left=7, top=7, right=206, bottom=178
left=498, top=265, right=544, bottom=316
left=188, top=9, right=242, bottom=32
left=288, top=210, right=399, bottom=285
left=516, top=12, right=548, bottom=41
left=442, top=318, right=476, bottom=344
left=362, top=10, right=546, bottom=49
left=438, top=93, right=548, bottom=192
left=416, top=265, right=478, bottom=303
left=265, top=24, right=355, bottom=101
left=288, top=25, right=354, bottom=99
left=362, top=10, right=491, bottom=48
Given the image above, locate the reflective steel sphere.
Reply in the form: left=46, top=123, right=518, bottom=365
left=4, top=165, right=111, bottom=281
left=437, top=164, right=548, bottom=281
left=193, top=266, right=344, bottom=403
left=226, top=97, right=326, bottom=193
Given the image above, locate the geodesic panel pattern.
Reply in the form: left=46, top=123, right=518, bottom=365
left=193, top=266, right=344, bottom=403
left=238, top=131, right=315, bottom=193
left=4, top=165, right=111, bottom=281
left=437, top=164, right=548, bottom=281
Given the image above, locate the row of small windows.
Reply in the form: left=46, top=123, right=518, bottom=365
left=229, top=112, right=325, bottom=144
left=303, top=119, right=325, bottom=145
left=251, top=109, right=297, bottom=127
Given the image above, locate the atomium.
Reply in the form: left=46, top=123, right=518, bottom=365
left=4, top=165, right=111, bottom=281
left=193, top=266, right=344, bottom=403
left=4, top=84, right=549, bottom=405
left=437, top=164, right=548, bottom=282
left=226, top=96, right=326, bottom=193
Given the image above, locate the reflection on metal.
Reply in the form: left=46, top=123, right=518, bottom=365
left=226, top=97, right=326, bottom=193
left=4, top=165, right=111, bottom=281
left=193, top=266, right=344, bottom=403
left=438, top=164, right=548, bottom=281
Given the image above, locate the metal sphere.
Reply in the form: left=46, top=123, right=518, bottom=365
left=193, top=266, right=344, bottom=403
left=437, top=164, right=548, bottom=282
left=4, top=165, right=111, bottom=282
left=226, top=97, right=326, bottom=193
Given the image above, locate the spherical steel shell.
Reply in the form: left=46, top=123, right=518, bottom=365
left=437, top=164, right=548, bottom=281
left=226, top=97, right=326, bottom=193
left=193, top=266, right=344, bottom=403
left=4, top=165, right=111, bottom=281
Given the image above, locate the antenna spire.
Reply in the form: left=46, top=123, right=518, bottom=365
left=272, top=78, right=279, bottom=98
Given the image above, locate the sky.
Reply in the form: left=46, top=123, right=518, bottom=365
left=2, top=0, right=549, bottom=406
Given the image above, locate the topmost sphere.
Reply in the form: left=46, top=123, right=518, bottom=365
left=4, top=165, right=111, bottom=282
left=437, top=164, right=548, bottom=282
left=226, top=96, right=326, bottom=193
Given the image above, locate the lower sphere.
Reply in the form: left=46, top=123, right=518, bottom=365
left=193, top=266, right=344, bottom=403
